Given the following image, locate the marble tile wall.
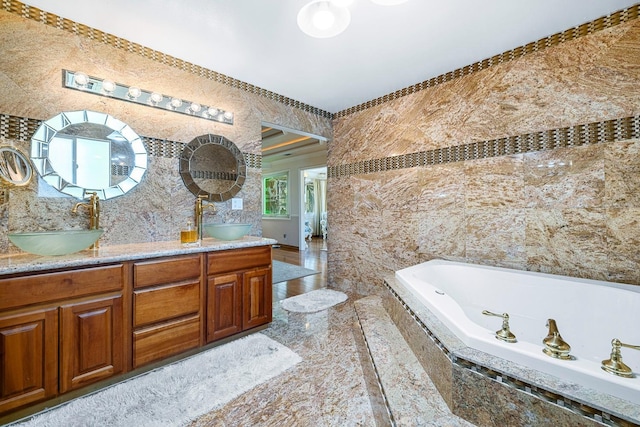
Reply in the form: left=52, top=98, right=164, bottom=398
left=328, top=18, right=640, bottom=295
left=0, top=6, right=331, bottom=252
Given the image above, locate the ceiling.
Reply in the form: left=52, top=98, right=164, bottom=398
left=23, top=0, right=638, bottom=114
left=261, top=124, right=327, bottom=165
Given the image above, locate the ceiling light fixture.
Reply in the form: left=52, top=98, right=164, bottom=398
left=370, top=0, right=409, bottom=4
left=297, top=0, right=351, bottom=38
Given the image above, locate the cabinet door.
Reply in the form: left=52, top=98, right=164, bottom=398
left=242, top=267, right=272, bottom=330
left=207, top=273, right=242, bottom=342
left=0, top=308, right=58, bottom=414
left=59, top=295, right=123, bottom=393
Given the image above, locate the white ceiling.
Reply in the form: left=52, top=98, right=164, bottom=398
left=24, top=0, right=638, bottom=114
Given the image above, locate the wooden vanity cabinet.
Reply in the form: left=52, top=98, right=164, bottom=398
left=132, top=254, right=203, bottom=368
left=206, top=246, right=272, bottom=342
left=0, top=264, right=126, bottom=413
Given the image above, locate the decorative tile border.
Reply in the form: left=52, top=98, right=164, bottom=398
left=383, top=279, right=639, bottom=427
left=329, top=115, right=640, bottom=178
left=3, top=0, right=637, bottom=119
left=0, top=114, right=262, bottom=169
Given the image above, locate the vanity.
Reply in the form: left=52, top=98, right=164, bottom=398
left=0, top=102, right=265, bottom=421
left=0, top=237, right=275, bottom=418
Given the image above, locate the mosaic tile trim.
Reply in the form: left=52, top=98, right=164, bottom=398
left=335, top=4, right=640, bottom=118
left=0, top=114, right=262, bottom=169
left=1, top=0, right=333, bottom=120
left=329, top=115, right=640, bottom=178
left=384, top=279, right=638, bottom=427
left=4, top=1, right=637, bottom=120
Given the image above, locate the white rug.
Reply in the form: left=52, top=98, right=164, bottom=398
left=15, top=333, right=301, bottom=427
left=280, top=289, right=348, bottom=313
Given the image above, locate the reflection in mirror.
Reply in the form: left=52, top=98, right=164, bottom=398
left=31, top=110, right=147, bottom=200
left=179, top=134, right=246, bottom=202
left=0, top=146, right=33, bottom=186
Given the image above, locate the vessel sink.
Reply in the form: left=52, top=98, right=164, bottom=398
left=202, top=223, right=251, bottom=241
left=8, top=229, right=104, bottom=256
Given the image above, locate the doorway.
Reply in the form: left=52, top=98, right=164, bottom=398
left=261, top=122, right=327, bottom=249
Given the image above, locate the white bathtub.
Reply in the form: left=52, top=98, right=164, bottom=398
left=395, top=259, right=640, bottom=406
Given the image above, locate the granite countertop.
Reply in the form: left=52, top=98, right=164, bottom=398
left=0, top=236, right=278, bottom=276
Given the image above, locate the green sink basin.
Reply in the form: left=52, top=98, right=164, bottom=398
left=202, top=223, right=252, bottom=241
left=8, top=229, right=104, bottom=256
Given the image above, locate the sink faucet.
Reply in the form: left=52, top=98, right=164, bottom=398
left=71, top=192, right=101, bottom=248
left=542, top=319, right=572, bottom=360
left=195, top=195, right=216, bottom=240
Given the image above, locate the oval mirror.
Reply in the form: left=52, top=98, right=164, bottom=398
left=0, top=146, right=33, bottom=186
left=30, top=110, right=148, bottom=200
left=179, top=134, right=246, bottom=202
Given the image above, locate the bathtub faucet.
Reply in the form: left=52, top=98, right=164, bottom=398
left=482, top=310, right=517, bottom=343
left=601, top=338, right=640, bottom=378
left=542, top=319, right=572, bottom=360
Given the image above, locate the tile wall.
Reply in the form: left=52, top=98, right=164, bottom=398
left=328, top=15, right=640, bottom=295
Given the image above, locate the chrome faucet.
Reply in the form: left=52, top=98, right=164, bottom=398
left=71, top=192, right=101, bottom=248
left=542, top=319, right=572, bottom=360
left=195, top=195, right=216, bottom=240
left=601, top=338, right=640, bottom=378
left=482, top=310, right=517, bottom=343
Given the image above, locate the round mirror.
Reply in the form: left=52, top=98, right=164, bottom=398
left=0, top=146, right=33, bottom=186
left=179, top=134, right=246, bottom=202
left=30, top=110, right=148, bottom=200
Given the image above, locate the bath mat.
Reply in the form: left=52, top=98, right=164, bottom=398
left=272, top=260, right=319, bottom=284
left=15, top=333, right=301, bottom=427
left=281, top=289, right=348, bottom=313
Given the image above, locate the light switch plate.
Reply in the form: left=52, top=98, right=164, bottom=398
left=231, top=198, right=243, bottom=210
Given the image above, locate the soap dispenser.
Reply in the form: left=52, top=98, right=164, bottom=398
left=180, top=221, right=197, bottom=245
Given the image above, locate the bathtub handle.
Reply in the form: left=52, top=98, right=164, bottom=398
left=482, top=310, right=517, bottom=343
left=601, top=338, right=640, bottom=378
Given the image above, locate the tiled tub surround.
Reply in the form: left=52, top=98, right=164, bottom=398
left=382, top=274, right=640, bottom=427
left=395, top=259, right=640, bottom=406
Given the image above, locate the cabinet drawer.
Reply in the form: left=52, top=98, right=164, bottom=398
left=133, top=315, right=201, bottom=368
left=134, top=255, right=201, bottom=289
left=207, top=246, right=271, bottom=275
left=0, top=264, right=124, bottom=311
left=134, top=281, right=200, bottom=328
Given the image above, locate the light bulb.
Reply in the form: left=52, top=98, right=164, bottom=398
left=150, top=92, right=163, bottom=104
left=207, top=107, right=218, bottom=117
left=74, top=72, right=89, bottom=87
left=102, top=79, right=116, bottom=94
left=170, top=98, right=183, bottom=108
left=223, top=111, right=233, bottom=121
left=313, top=9, right=335, bottom=30
left=127, top=86, right=141, bottom=99
left=189, top=102, right=201, bottom=113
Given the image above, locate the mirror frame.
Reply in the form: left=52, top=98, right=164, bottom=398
left=179, top=134, right=246, bottom=202
left=0, top=146, right=33, bottom=186
left=30, top=110, right=148, bottom=200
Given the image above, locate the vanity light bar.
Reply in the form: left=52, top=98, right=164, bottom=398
left=62, top=70, right=234, bottom=125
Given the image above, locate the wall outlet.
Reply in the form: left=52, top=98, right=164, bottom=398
left=231, top=198, right=243, bottom=210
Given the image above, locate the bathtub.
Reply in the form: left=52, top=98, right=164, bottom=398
left=395, top=259, right=640, bottom=407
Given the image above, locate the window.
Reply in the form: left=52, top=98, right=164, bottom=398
left=263, top=171, right=289, bottom=217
